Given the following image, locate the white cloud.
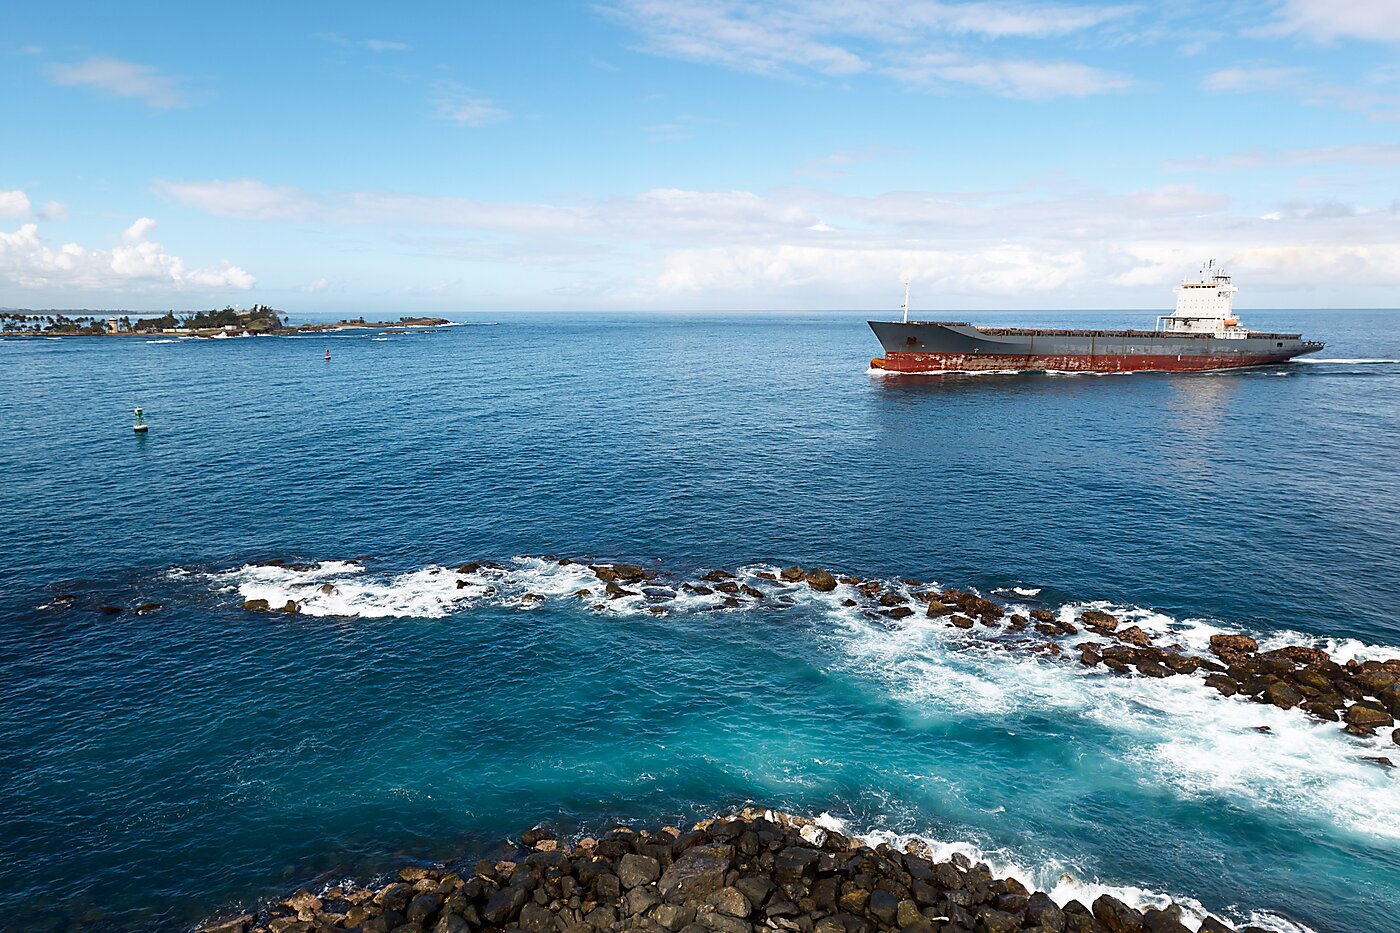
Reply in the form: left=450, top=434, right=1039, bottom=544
left=656, top=243, right=1087, bottom=295
left=891, top=53, right=1132, bottom=98
left=315, top=32, right=411, bottom=52
left=156, top=174, right=1400, bottom=304
left=1167, top=142, right=1400, bottom=171
left=0, top=215, right=254, bottom=291
left=431, top=82, right=508, bottom=125
left=600, top=0, right=1133, bottom=97
left=1264, top=0, right=1400, bottom=44
left=301, top=276, right=330, bottom=293
left=0, top=190, right=31, bottom=218
left=48, top=57, right=187, bottom=108
left=1202, top=65, right=1305, bottom=92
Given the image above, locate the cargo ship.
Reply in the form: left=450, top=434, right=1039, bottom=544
left=869, top=261, right=1324, bottom=373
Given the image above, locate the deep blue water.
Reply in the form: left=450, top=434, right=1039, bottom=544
left=1, top=310, right=1398, bottom=933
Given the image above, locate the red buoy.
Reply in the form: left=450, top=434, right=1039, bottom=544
left=325, top=348, right=331, bottom=361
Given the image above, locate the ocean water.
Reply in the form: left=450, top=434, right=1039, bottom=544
left=1, top=310, right=1398, bottom=933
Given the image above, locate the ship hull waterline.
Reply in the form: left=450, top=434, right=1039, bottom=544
left=868, top=320, right=1325, bottom=374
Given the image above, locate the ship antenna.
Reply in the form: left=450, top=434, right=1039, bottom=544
left=902, top=279, right=910, bottom=324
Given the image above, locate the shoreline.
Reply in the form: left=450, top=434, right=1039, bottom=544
left=0, top=317, right=452, bottom=339
left=195, top=808, right=1277, bottom=933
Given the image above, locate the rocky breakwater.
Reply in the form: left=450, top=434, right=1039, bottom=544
left=219, top=556, right=1400, bottom=752
left=199, top=809, right=1254, bottom=933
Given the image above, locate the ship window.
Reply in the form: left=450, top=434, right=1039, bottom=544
left=1277, top=342, right=1283, bottom=347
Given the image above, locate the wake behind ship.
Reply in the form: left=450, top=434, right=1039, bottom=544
left=869, top=261, right=1324, bottom=373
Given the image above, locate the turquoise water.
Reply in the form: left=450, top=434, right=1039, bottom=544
left=1, top=311, right=1398, bottom=932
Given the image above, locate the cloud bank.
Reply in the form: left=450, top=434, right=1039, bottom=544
left=0, top=199, right=254, bottom=292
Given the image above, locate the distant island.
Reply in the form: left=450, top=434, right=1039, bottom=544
left=0, top=305, right=450, bottom=337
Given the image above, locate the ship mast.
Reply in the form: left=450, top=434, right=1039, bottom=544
left=901, top=279, right=910, bottom=324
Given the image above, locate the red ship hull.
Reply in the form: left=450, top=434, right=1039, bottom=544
left=872, top=351, right=1299, bottom=373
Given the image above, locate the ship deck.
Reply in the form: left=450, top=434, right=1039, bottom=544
left=915, top=322, right=1305, bottom=340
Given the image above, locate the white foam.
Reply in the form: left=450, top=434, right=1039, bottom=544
left=812, top=812, right=1312, bottom=933
left=822, top=605, right=1400, bottom=844
left=1297, top=358, right=1399, bottom=364
left=145, top=338, right=178, bottom=344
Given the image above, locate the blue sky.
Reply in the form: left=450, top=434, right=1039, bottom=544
left=2, top=0, right=1399, bottom=312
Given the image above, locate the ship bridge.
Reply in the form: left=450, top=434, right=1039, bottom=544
left=1156, top=260, right=1248, bottom=338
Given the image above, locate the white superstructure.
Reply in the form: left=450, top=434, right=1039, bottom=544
left=1156, top=260, right=1247, bottom=338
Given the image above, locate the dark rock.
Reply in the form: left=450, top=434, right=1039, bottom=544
left=483, top=884, right=529, bottom=924
left=620, top=853, right=662, bottom=889
left=780, top=566, right=805, bottom=582
left=605, top=581, right=637, bottom=599
left=734, top=875, right=773, bottom=909
left=887, top=606, right=914, bottom=620
left=407, top=893, right=443, bottom=924
left=135, top=602, right=162, bottom=615
left=1361, top=756, right=1395, bottom=768
left=1355, top=669, right=1398, bottom=696
left=1024, top=892, right=1063, bottom=931
left=1203, top=673, right=1238, bottom=697
left=280, top=600, right=299, bottom=614
left=1091, top=894, right=1144, bottom=933
left=1393, top=727, right=1400, bottom=746
left=1116, top=626, right=1151, bottom=647
left=696, top=911, right=751, bottom=933
left=519, top=902, right=554, bottom=933
left=1196, top=919, right=1236, bottom=933
left=242, top=598, right=270, bottom=612
left=1263, top=681, right=1304, bottom=710
left=805, top=569, right=837, bottom=592
left=98, top=604, right=125, bottom=615
left=1209, top=634, right=1258, bottom=656
left=1345, top=702, right=1394, bottom=728
left=930, top=862, right=964, bottom=889
left=659, top=846, right=733, bottom=904
left=926, top=600, right=953, bottom=617
left=1134, top=659, right=1171, bottom=678
left=868, top=889, right=899, bottom=926
left=709, top=886, right=752, bottom=918
left=1080, top=610, right=1118, bottom=634
left=380, top=883, right=415, bottom=913
left=1377, top=684, right=1400, bottom=716
left=1304, top=700, right=1340, bottom=721
left=772, top=847, right=821, bottom=884
left=976, top=908, right=1021, bottom=933
left=948, top=614, right=975, bottom=629
left=1142, top=907, right=1191, bottom=933
left=635, top=890, right=668, bottom=920
left=437, top=915, right=471, bottom=933
left=196, top=915, right=254, bottom=933
left=652, top=904, right=696, bottom=931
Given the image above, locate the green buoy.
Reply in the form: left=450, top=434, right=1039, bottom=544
left=133, top=407, right=149, bottom=433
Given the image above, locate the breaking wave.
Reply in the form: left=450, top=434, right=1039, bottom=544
left=813, top=812, right=1313, bottom=933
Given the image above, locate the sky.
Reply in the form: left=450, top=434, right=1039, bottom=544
left=2, top=0, right=1399, bottom=312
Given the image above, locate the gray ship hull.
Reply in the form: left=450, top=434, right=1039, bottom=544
left=869, top=321, right=1324, bottom=373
